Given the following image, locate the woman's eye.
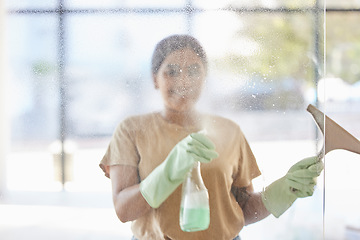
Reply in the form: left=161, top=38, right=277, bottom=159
left=188, top=65, right=201, bottom=77
left=166, top=65, right=181, bottom=77
left=167, top=69, right=180, bottom=77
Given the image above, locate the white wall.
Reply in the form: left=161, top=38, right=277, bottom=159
left=0, top=0, right=9, bottom=193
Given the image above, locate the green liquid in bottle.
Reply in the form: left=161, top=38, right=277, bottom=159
left=180, top=207, right=210, bottom=232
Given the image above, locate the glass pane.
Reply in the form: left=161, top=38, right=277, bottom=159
left=5, top=0, right=57, bottom=9
left=192, top=11, right=324, bottom=239
left=5, top=1, right=360, bottom=240
left=64, top=0, right=186, bottom=9
left=6, top=14, right=59, bottom=190
left=323, top=12, right=360, bottom=239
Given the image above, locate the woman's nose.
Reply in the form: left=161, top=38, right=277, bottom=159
left=175, top=71, right=190, bottom=85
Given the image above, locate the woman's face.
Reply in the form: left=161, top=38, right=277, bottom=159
left=154, top=48, right=206, bottom=113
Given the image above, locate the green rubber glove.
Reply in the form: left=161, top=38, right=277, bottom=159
left=261, top=156, right=324, bottom=218
left=140, top=133, right=219, bottom=208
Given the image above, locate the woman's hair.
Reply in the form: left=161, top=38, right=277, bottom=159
left=151, top=34, right=208, bottom=75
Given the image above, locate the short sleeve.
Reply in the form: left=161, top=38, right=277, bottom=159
left=99, top=119, right=140, bottom=178
left=232, top=130, right=261, bottom=188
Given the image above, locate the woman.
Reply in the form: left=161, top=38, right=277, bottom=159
left=100, top=34, right=323, bottom=240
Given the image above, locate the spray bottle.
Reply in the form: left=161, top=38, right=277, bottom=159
left=180, top=152, right=210, bottom=232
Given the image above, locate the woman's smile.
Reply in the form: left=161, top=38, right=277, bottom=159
left=169, top=87, right=195, bottom=98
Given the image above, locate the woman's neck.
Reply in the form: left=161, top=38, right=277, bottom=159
left=161, top=108, right=201, bottom=128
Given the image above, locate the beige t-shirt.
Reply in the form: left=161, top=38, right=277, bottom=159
left=100, top=112, right=261, bottom=240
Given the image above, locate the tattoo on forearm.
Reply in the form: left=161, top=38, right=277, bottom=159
left=231, top=186, right=251, bottom=209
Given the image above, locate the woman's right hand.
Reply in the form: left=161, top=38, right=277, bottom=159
left=140, top=132, right=219, bottom=208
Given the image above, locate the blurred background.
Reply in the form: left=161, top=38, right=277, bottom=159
left=1, top=0, right=360, bottom=239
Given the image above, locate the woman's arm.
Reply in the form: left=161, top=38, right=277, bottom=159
left=242, top=192, right=270, bottom=225
left=231, top=185, right=270, bottom=226
left=110, top=165, right=152, bottom=223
